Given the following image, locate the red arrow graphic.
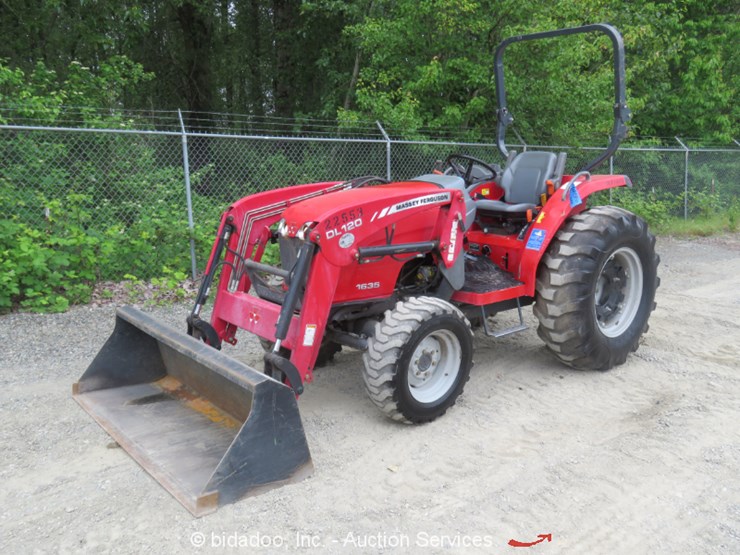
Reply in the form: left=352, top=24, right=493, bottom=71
left=508, top=534, right=552, bottom=548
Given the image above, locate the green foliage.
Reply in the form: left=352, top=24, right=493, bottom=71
left=260, top=242, right=281, bottom=267
left=345, top=0, right=497, bottom=137
left=151, top=267, right=189, bottom=293
left=591, top=188, right=739, bottom=235
left=0, top=135, right=226, bottom=312
left=0, top=57, right=152, bottom=125
left=0, top=183, right=222, bottom=312
left=652, top=194, right=740, bottom=236
left=343, top=0, right=738, bottom=142
left=0, top=1, right=737, bottom=140
left=0, top=54, right=226, bottom=314
left=654, top=213, right=738, bottom=237
left=0, top=195, right=98, bottom=312
left=600, top=189, right=683, bottom=227
left=630, top=1, right=738, bottom=141
left=119, top=267, right=191, bottom=305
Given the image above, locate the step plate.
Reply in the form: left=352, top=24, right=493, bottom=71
left=462, top=256, right=522, bottom=294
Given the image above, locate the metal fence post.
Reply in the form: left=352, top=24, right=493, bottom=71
left=512, top=128, right=527, bottom=152
left=675, top=136, right=689, bottom=220
left=178, top=109, right=198, bottom=280
left=376, top=121, right=392, bottom=180
left=609, top=154, right=614, bottom=203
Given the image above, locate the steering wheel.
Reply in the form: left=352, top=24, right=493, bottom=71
left=444, top=154, right=501, bottom=190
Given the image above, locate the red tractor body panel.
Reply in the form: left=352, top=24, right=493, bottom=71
left=203, top=171, right=630, bottom=389
left=207, top=179, right=467, bottom=385
left=517, top=174, right=631, bottom=295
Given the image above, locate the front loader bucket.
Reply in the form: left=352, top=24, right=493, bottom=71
left=73, top=306, right=312, bottom=517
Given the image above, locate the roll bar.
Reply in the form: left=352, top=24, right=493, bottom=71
left=494, top=23, right=631, bottom=172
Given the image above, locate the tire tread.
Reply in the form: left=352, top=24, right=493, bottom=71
left=534, top=205, right=659, bottom=370
left=362, top=296, right=473, bottom=423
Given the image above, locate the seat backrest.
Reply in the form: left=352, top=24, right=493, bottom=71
left=500, top=151, right=557, bottom=205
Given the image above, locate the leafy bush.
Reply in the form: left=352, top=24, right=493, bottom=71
left=0, top=195, right=99, bottom=312
left=0, top=167, right=225, bottom=312
left=592, top=189, right=683, bottom=227
left=591, top=186, right=739, bottom=235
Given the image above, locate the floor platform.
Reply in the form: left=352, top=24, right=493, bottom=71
left=461, top=255, right=522, bottom=293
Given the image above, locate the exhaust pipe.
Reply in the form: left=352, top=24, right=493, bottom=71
left=73, top=306, right=312, bottom=516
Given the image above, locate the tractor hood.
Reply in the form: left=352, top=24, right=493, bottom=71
left=280, top=180, right=451, bottom=239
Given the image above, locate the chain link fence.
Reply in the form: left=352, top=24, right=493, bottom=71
left=1, top=112, right=738, bottom=282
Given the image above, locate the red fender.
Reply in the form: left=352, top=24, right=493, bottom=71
left=517, top=174, right=632, bottom=296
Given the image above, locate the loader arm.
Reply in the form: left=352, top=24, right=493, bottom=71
left=206, top=181, right=467, bottom=392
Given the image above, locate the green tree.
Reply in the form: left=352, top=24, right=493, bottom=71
left=0, top=0, right=736, bottom=138
left=343, top=0, right=738, bottom=142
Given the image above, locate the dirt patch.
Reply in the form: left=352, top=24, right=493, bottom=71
left=1, top=234, right=738, bottom=553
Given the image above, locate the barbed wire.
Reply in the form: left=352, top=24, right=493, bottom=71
left=0, top=103, right=737, bottom=149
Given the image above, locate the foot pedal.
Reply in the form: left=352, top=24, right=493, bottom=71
left=481, top=299, right=528, bottom=338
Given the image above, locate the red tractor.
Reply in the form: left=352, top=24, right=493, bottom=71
left=75, top=24, right=658, bottom=515
left=188, top=22, right=658, bottom=420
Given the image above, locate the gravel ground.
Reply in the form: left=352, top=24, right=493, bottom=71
left=0, top=234, right=738, bottom=554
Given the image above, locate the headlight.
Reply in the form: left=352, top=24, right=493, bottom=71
left=296, top=221, right=316, bottom=240
left=277, top=218, right=288, bottom=237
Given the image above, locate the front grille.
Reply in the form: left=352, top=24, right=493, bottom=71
left=250, top=236, right=306, bottom=307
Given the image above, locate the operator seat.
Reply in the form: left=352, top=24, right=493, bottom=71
left=476, top=151, right=566, bottom=214
left=411, top=174, right=476, bottom=230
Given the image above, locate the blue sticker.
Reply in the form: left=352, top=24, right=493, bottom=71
left=569, top=184, right=583, bottom=207
left=526, top=228, right=547, bottom=251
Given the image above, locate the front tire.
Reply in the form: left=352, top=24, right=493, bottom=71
left=362, top=297, right=474, bottom=423
left=534, top=206, right=659, bottom=370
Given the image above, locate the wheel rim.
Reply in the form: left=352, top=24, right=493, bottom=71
left=594, top=246, right=644, bottom=338
left=407, top=330, right=462, bottom=403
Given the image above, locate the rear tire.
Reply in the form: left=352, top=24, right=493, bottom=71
left=362, top=297, right=473, bottom=423
left=534, top=205, right=659, bottom=370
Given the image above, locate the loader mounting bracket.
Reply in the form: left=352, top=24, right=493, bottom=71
left=264, top=352, right=305, bottom=395
left=187, top=315, right=222, bottom=350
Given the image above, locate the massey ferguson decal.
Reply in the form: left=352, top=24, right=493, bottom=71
left=371, top=192, right=451, bottom=222
left=447, top=218, right=459, bottom=262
